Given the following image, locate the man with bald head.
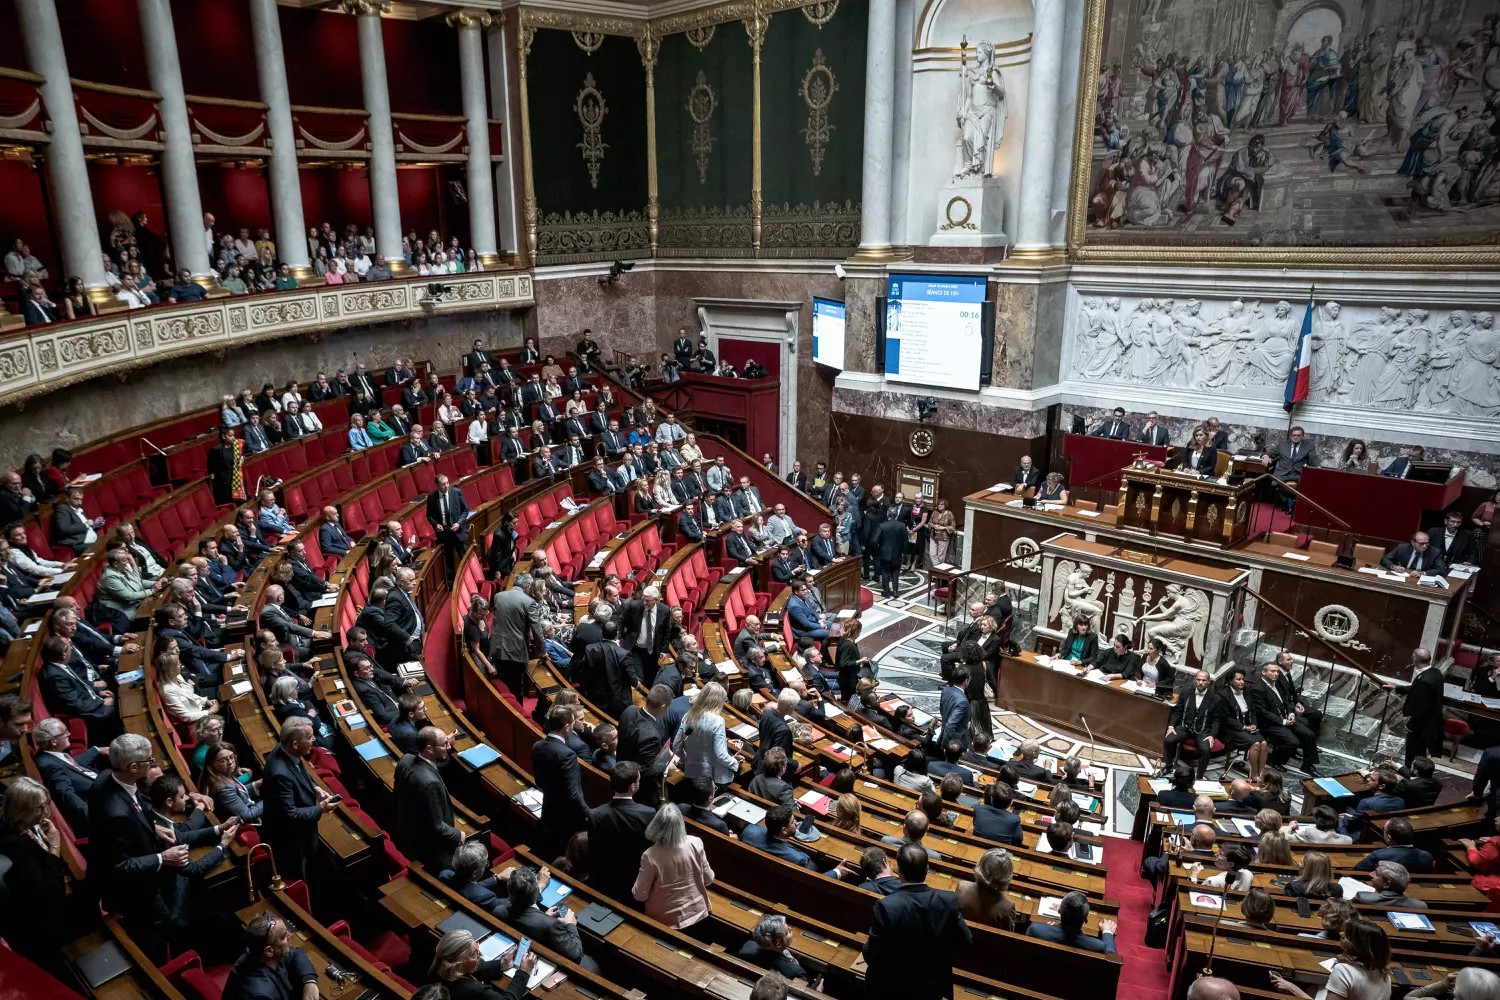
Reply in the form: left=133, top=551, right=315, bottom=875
left=318, top=506, right=353, bottom=559
left=0, top=471, right=36, bottom=524
left=393, top=725, right=461, bottom=870
left=1214, top=778, right=1256, bottom=815
left=1402, top=647, right=1445, bottom=765
left=1381, top=530, right=1445, bottom=575
left=261, top=583, right=331, bottom=660
left=1187, top=977, right=1241, bottom=1000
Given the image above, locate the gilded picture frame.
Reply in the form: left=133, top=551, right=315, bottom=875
left=1065, top=0, right=1500, bottom=268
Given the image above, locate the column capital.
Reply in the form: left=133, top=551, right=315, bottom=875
left=339, top=0, right=391, bottom=16
left=446, top=9, right=493, bottom=31
left=742, top=0, right=770, bottom=52
left=636, top=24, right=660, bottom=71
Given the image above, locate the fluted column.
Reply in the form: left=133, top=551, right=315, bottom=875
left=1047, top=0, right=1086, bottom=247
left=138, top=0, right=214, bottom=285
left=450, top=10, right=500, bottom=266
left=853, top=0, right=896, bottom=257
left=343, top=0, right=406, bottom=272
left=517, top=23, right=538, bottom=263
left=1011, top=0, right=1067, bottom=260
left=249, top=0, right=311, bottom=278
left=15, top=0, right=109, bottom=298
left=638, top=26, right=661, bottom=256
left=485, top=21, right=523, bottom=263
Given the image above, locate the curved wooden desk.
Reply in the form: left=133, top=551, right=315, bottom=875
left=996, top=652, right=1173, bottom=758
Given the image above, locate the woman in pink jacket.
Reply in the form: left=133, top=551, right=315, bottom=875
left=633, top=802, right=715, bottom=937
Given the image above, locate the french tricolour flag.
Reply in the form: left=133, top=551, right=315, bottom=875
left=1283, top=295, right=1314, bottom=412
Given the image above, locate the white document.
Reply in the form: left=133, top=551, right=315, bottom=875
left=1193, top=779, right=1224, bottom=796
left=1281, top=552, right=1310, bottom=561
left=229, top=680, right=252, bottom=696
left=1076, top=510, right=1101, bottom=518
left=1337, top=876, right=1373, bottom=898
left=988, top=483, right=1013, bottom=492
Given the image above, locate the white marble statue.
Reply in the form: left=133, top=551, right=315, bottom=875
left=1052, top=561, right=1105, bottom=632
left=1067, top=292, right=1500, bottom=418
left=953, top=42, right=1006, bottom=179
left=1139, top=584, right=1208, bottom=661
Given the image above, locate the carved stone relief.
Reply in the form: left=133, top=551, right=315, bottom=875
left=1068, top=293, right=1500, bottom=417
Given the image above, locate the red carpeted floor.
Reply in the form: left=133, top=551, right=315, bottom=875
left=1103, top=837, right=1171, bottom=1000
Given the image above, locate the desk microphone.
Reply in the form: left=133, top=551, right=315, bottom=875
left=1079, top=713, right=1096, bottom=770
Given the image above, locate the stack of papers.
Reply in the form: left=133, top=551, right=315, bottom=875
left=1337, top=876, right=1373, bottom=897
left=1146, top=778, right=1172, bottom=793
left=1016, top=781, right=1038, bottom=797
left=229, top=679, right=252, bottom=696
left=798, top=790, right=832, bottom=814
left=1281, top=552, right=1310, bottom=561
left=1388, top=911, right=1435, bottom=932
left=1192, top=779, right=1225, bottom=796
left=988, top=483, right=1014, bottom=492
left=513, top=788, right=543, bottom=817
left=1036, top=897, right=1063, bottom=918
left=311, top=595, right=338, bottom=609
left=1230, top=818, right=1258, bottom=838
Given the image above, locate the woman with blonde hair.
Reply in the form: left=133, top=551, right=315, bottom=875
left=956, top=848, right=1018, bottom=929
left=1284, top=850, right=1340, bottom=900
left=1257, top=827, right=1296, bottom=867
left=430, top=928, right=536, bottom=997
left=653, top=468, right=676, bottom=509
left=672, top=682, right=741, bottom=790
left=0, top=777, right=69, bottom=976
left=157, top=646, right=220, bottom=724
left=830, top=794, right=862, bottom=831
left=633, top=802, right=715, bottom=934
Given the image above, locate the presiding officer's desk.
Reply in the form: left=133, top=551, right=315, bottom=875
left=997, top=650, right=1174, bottom=759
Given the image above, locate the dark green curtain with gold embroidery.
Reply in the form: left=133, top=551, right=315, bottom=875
left=655, top=27, right=754, bottom=254
left=759, top=1, right=865, bottom=253
left=527, top=29, right=649, bottom=263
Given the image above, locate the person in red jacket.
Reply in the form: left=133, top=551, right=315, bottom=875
left=1460, top=817, right=1500, bottom=907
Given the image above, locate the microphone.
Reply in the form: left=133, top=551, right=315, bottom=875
left=141, top=437, right=167, bottom=457
left=1079, top=713, right=1096, bottom=779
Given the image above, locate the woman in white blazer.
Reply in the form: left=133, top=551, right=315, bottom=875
left=672, top=682, right=742, bottom=789
left=157, top=648, right=219, bottom=724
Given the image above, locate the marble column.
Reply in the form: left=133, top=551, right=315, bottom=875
left=345, top=0, right=406, bottom=272
left=485, top=22, right=522, bottom=263
left=1047, top=0, right=1085, bottom=248
left=138, top=0, right=213, bottom=284
left=249, top=0, right=311, bottom=278
left=854, top=0, right=896, bottom=255
left=450, top=10, right=500, bottom=267
left=1011, top=0, right=1067, bottom=260
left=14, top=0, right=109, bottom=296
left=888, top=0, right=915, bottom=246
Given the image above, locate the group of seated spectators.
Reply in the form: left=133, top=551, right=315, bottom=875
left=8, top=214, right=479, bottom=326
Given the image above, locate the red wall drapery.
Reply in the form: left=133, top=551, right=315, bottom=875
left=716, top=337, right=782, bottom=378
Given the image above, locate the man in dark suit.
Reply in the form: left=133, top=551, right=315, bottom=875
left=725, top=521, right=755, bottom=566
left=785, top=461, right=808, bottom=492
left=502, top=864, right=600, bottom=972
left=1093, top=407, right=1130, bottom=440
left=393, top=727, right=462, bottom=871
left=350, top=655, right=401, bottom=727
left=618, top=685, right=672, bottom=804
left=588, top=458, right=625, bottom=496
left=51, top=488, right=101, bottom=553
left=1263, top=426, right=1315, bottom=484
left=1432, top=510, right=1479, bottom=566
left=576, top=620, right=639, bottom=719
left=871, top=507, right=908, bottom=598
left=1161, top=669, right=1225, bottom=778
left=357, top=586, right=419, bottom=671
left=38, top=636, right=119, bottom=744
left=755, top=690, right=798, bottom=773
left=939, top=667, right=973, bottom=752
left=533, top=705, right=590, bottom=849
left=862, top=844, right=973, bottom=999
left=262, top=716, right=336, bottom=886
left=1392, top=755, right=1442, bottom=809
left=318, top=506, right=353, bottom=559
left=1381, top=531, right=1446, bottom=575
left=1402, top=647, right=1445, bottom=764
left=1251, top=661, right=1319, bottom=775
left=426, top=475, right=470, bottom=567
left=619, top=586, right=672, bottom=685
left=1024, top=889, right=1118, bottom=953
left=398, top=428, right=434, bottom=467
left=261, top=585, right=328, bottom=661
left=1339, top=768, right=1408, bottom=835
left=464, top=340, right=493, bottom=374
left=33, top=716, right=104, bottom=827
left=1381, top=446, right=1423, bottom=479
left=1138, top=412, right=1171, bottom=446
left=1473, top=744, right=1500, bottom=816
left=927, top=741, right=978, bottom=788
left=1205, top=417, right=1230, bottom=451
left=1353, top=817, right=1435, bottom=874
left=21, top=286, right=57, bottom=325
left=972, top=780, right=1024, bottom=845
left=86, top=734, right=188, bottom=953
left=587, top=762, right=657, bottom=901
left=809, top=524, right=837, bottom=569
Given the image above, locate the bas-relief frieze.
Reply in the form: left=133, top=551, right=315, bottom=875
left=1067, top=292, right=1500, bottom=417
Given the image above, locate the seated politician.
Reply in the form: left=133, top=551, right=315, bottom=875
left=1380, top=531, right=1445, bottom=576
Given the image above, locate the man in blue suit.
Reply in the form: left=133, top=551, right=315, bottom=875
left=939, top=666, right=973, bottom=753
left=972, top=780, right=1023, bottom=846
left=533, top=704, right=590, bottom=850
left=740, top=802, right=814, bottom=868
left=1025, top=889, right=1118, bottom=953
left=318, top=506, right=353, bottom=559
left=927, top=740, right=978, bottom=788
left=1353, top=817, right=1435, bottom=874
left=1339, top=768, right=1407, bottom=836
left=787, top=581, right=829, bottom=641
left=863, top=844, right=973, bottom=998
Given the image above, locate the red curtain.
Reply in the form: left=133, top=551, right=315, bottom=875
left=196, top=164, right=272, bottom=234
left=298, top=167, right=372, bottom=234
left=280, top=7, right=363, bottom=108
left=171, top=0, right=261, bottom=102
left=60, top=0, right=149, bottom=91
left=0, top=158, right=57, bottom=280
left=0, top=0, right=26, bottom=69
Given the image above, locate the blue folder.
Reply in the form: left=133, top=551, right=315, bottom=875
left=458, top=743, right=502, bottom=768
left=355, top=740, right=390, bottom=762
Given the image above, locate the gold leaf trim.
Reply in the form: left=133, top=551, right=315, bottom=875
left=686, top=26, right=716, bottom=50
left=572, top=30, right=606, bottom=53
left=687, top=70, right=717, bottom=185
left=574, top=73, right=609, bottom=190
left=799, top=49, right=837, bottom=177
left=802, top=0, right=838, bottom=27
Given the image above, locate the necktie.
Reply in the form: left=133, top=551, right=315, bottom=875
left=440, top=493, right=448, bottom=524
left=1408, top=549, right=1418, bottom=569
left=643, top=608, right=653, bottom=651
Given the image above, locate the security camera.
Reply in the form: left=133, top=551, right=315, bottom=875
left=916, top=396, right=939, bottom=421
left=834, top=263, right=847, bottom=281
left=598, top=260, right=637, bottom=286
